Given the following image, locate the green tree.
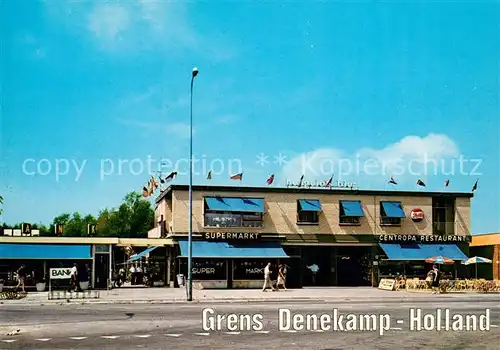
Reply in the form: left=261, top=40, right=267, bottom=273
left=43, top=191, right=154, bottom=237
left=94, top=192, right=154, bottom=237
left=51, top=212, right=96, bottom=237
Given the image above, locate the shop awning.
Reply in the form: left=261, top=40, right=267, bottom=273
left=0, top=244, right=92, bottom=260
left=381, top=201, right=406, bottom=218
left=127, top=246, right=160, bottom=262
left=379, top=243, right=468, bottom=261
left=298, top=199, right=322, bottom=212
left=204, top=197, right=265, bottom=213
left=340, top=200, right=364, bottom=216
left=178, top=241, right=289, bottom=258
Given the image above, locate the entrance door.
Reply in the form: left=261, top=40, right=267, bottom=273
left=336, top=255, right=362, bottom=286
left=301, top=247, right=333, bottom=286
left=95, top=254, right=110, bottom=289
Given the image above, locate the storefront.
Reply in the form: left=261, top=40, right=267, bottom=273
left=176, top=233, right=290, bottom=289
left=375, top=234, right=471, bottom=282
left=0, top=243, right=93, bottom=290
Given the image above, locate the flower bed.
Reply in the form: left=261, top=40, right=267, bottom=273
left=405, top=278, right=500, bottom=293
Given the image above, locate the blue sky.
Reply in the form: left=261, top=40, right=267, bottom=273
left=1, top=1, right=499, bottom=234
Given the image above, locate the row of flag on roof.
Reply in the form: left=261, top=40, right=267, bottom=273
left=142, top=171, right=178, bottom=197
left=141, top=171, right=479, bottom=197
left=389, top=176, right=479, bottom=192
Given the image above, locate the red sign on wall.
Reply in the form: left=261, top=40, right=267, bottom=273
left=410, top=208, right=425, bottom=222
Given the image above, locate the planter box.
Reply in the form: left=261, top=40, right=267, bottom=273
left=0, top=284, right=3, bottom=292
left=79, top=281, right=89, bottom=290
left=36, top=283, right=46, bottom=292
left=153, top=281, right=164, bottom=287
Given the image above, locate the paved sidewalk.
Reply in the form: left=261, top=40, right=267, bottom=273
left=1, top=287, right=499, bottom=305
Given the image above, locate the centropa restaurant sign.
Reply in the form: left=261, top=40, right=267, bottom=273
left=203, top=232, right=261, bottom=241
left=377, top=234, right=471, bottom=243
left=49, top=268, right=72, bottom=280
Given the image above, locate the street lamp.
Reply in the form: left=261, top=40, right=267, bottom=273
left=187, top=67, right=198, bottom=301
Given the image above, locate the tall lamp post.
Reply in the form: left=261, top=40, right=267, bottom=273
left=187, top=67, right=198, bottom=301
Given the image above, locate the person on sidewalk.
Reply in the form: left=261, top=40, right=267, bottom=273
left=129, top=264, right=137, bottom=285
left=136, top=264, right=143, bottom=285
left=16, top=265, right=26, bottom=293
left=262, top=262, right=277, bottom=292
left=69, top=263, right=82, bottom=292
left=430, top=264, right=441, bottom=294
left=307, top=263, right=319, bottom=285
left=276, top=264, right=287, bottom=290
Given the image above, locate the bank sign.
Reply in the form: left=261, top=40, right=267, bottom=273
left=377, top=234, right=471, bottom=244
left=49, top=268, right=72, bottom=279
left=203, top=232, right=261, bottom=241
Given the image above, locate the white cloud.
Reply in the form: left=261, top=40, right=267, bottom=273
left=282, top=134, right=462, bottom=184
left=88, top=3, right=130, bottom=42
left=45, top=1, right=234, bottom=59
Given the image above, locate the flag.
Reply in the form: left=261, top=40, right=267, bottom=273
left=472, top=179, right=478, bottom=192
left=266, top=174, right=274, bottom=185
left=207, top=171, right=212, bottom=180
left=416, top=179, right=426, bottom=187
left=124, top=246, right=134, bottom=257
left=231, top=172, right=243, bottom=180
left=445, top=179, right=450, bottom=187
left=142, top=186, right=149, bottom=197
left=325, top=176, right=333, bottom=187
left=151, top=176, right=158, bottom=190
left=298, top=175, right=304, bottom=187
left=389, top=176, right=397, bottom=185
left=165, top=171, right=177, bottom=182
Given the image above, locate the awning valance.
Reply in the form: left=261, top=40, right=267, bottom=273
left=298, top=199, right=322, bottom=212
left=0, top=244, right=92, bottom=260
left=127, top=246, right=160, bottom=262
left=204, top=197, right=265, bottom=213
left=381, top=201, right=406, bottom=218
left=178, top=241, right=289, bottom=258
left=340, top=200, right=364, bottom=216
left=379, top=243, right=468, bottom=261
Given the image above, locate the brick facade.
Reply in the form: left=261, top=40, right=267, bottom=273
left=150, top=186, right=472, bottom=238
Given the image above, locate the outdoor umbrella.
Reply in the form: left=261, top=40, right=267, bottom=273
left=425, top=256, right=455, bottom=265
left=463, top=256, right=492, bottom=279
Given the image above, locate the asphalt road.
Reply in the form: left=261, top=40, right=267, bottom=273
left=1, top=300, right=499, bottom=349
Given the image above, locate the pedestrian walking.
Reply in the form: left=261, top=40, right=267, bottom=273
left=69, top=263, right=81, bottom=291
left=16, top=265, right=26, bottom=292
left=262, top=262, right=277, bottom=292
left=129, top=264, right=137, bottom=285
left=276, top=264, right=287, bottom=290
left=307, top=263, right=319, bottom=285
left=430, top=264, right=441, bottom=294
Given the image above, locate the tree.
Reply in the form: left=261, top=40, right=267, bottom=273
left=51, top=212, right=96, bottom=237
left=94, top=192, right=154, bottom=237
left=4, top=191, right=154, bottom=238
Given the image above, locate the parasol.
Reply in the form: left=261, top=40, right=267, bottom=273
left=425, top=256, right=455, bottom=265
left=463, top=256, right=492, bottom=278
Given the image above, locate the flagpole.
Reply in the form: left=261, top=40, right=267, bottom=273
left=187, top=67, right=198, bottom=302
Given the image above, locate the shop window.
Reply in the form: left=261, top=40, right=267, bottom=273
left=233, top=260, right=269, bottom=280
left=179, top=259, right=226, bottom=281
